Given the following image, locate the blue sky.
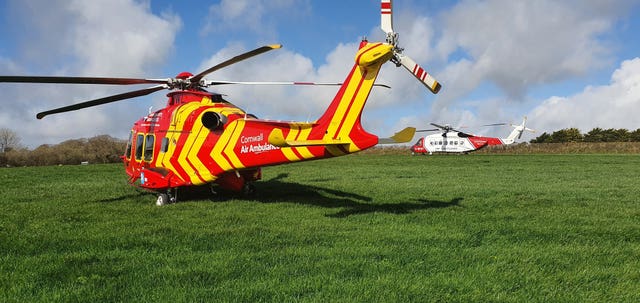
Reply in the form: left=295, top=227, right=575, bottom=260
left=2, top=0, right=640, bottom=148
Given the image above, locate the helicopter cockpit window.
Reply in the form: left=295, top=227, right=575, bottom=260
left=135, top=134, right=144, bottom=161
left=144, top=135, right=155, bottom=162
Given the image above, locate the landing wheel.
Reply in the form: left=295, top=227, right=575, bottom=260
left=156, top=188, right=178, bottom=206
left=156, top=193, right=169, bottom=206
left=242, top=183, right=257, bottom=197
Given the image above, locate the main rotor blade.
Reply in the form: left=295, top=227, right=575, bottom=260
left=36, top=85, right=167, bottom=119
left=430, top=123, right=448, bottom=129
left=397, top=54, right=441, bottom=94
left=191, top=44, right=282, bottom=84
left=0, top=75, right=168, bottom=85
left=482, top=123, right=507, bottom=126
left=204, top=80, right=391, bottom=89
left=416, top=128, right=440, bottom=132
left=381, top=0, right=394, bottom=34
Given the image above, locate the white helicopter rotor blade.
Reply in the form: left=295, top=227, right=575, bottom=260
left=381, top=0, right=394, bottom=34
left=397, top=53, right=441, bottom=94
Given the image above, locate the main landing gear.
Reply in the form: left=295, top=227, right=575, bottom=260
left=154, top=183, right=256, bottom=206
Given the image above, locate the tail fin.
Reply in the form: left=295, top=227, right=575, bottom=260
left=503, top=116, right=535, bottom=144
left=311, top=41, right=395, bottom=153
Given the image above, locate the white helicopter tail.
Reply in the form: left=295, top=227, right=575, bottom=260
left=503, top=117, right=535, bottom=144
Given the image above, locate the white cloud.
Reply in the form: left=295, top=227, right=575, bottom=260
left=529, top=57, right=640, bottom=133
left=202, top=0, right=311, bottom=41
left=433, top=0, right=620, bottom=109
left=1, top=0, right=181, bottom=148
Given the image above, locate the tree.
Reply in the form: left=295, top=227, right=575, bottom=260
left=0, top=128, right=21, bottom=153
left=530, top=132, right=551, bottom=143
left=630, top=129, right=640, bottom=142
left=549, top=128, right=583, bottom=143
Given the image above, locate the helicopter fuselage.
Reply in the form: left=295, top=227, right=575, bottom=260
left=123, top=40, right=392, bottom=193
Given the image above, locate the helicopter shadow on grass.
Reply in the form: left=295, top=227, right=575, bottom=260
left=97, top=174, right=463, bottom=217
left=247, top=173, right=463, bottom=218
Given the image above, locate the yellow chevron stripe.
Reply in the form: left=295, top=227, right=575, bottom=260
left=211, top=121, right=235, bottom=172
left=294, top=125, right=315, bottom=159
left=186, top=121, right=215, bottom=183
left=338, top=71, right=378, bottom=153
left=325, top=70, right=363, bottom=140
left=223, top=119, right=246, bottom=169
left=161, top=102, right=202, bottom=180
left=282, top=126, right=301, bottom=161
left=321, top=68, right=364, bottom=157
left=176, top=104, right=211, bottom=185
left=178, top=122, right=206, bottom=185
left=183, top=97, right=218, bottom=184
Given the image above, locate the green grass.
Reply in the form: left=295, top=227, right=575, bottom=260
left=1, top=154, right=639, bottom=302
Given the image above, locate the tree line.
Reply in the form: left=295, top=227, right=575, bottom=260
left=2, top=126, right=640, bottom=167
left=1, top=130, right=126, bottom=167
left=529, top=128, right=640, bottom=143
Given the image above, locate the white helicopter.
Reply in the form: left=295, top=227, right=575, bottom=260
left=410, top=117, right=535, bottom=155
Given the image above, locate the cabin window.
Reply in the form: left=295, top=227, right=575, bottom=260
left=125, top=131, right=133, bottom=159
left=135, top=134, right=144, bottom=161
left=161, top=137, right=169, bottom=153
left=144, top=135, right=155, bottom=162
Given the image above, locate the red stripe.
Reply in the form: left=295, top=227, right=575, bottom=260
left=183, top=124, right=207, bottom=184
left=333, top=71, right=367, bottom=139
left=220, top=122, right=241, bottom=170
left=381, top=2, right=391, bottom=10
left=355, top=43, right=383, bottom=64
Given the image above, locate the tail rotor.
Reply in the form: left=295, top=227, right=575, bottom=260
left=380, top=0, right=441, bottom=94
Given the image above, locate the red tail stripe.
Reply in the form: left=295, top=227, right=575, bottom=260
left=333, top=71, right=367, bottom=140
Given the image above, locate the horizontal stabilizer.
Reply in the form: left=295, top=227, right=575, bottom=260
left=378, top=127, right=416, bottom=144
left=268, top=129, right=350, bottom=148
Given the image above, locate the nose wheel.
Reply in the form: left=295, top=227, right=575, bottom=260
left=156, top=188, right=178, bottom=206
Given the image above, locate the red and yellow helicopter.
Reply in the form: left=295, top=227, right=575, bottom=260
left=1, top=0, right=440, bottom=205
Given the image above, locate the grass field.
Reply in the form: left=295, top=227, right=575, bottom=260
left=1, top=154, right=639, bottom=302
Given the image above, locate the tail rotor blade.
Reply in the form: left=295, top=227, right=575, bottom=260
left=36, top=85, right=167, bottom=119
left=381, top=0, right=394, bottom=34
left=398, top=54, right=441, bottom=94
